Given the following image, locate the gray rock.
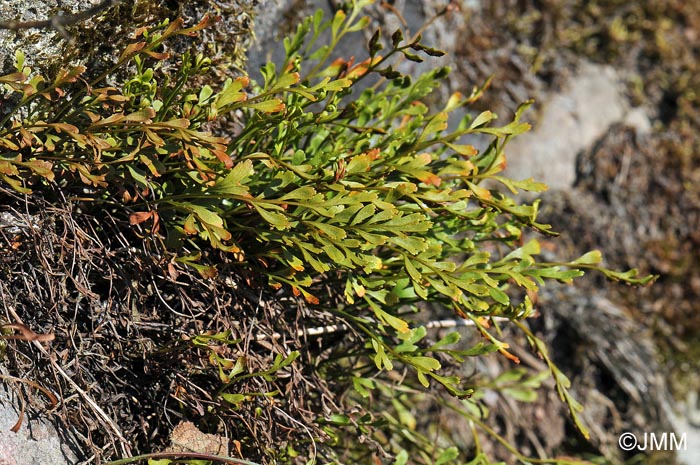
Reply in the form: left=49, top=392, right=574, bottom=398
left=0, top=0, right=257, bottom=75
left=667, top=394, right=700, bottom=465
left=0, top=380, right=78, bottom=465
left=503, top=61, right=650, bottom=190
left=0, top=1, right=110, bottom=73
left=535, top=285, right=675, bottom=461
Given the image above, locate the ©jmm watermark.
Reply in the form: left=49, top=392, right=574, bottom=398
left=618, top=432, right=687, bottom=451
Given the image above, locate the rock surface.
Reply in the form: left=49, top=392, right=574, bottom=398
left=167, top=421, right=229, bottom=456
left=0, top=0, right=88, bottom=72
left=0, top=380, right=78, bottom=465
left=0, top=0, right=256, bottom=75
left=503, top=62, right=650, bottom=190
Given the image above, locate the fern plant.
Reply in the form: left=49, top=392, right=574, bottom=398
left=0, top=1, right=655, bottom=464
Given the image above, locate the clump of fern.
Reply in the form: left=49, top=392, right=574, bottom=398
left=0, top=1, right=655, bottom=463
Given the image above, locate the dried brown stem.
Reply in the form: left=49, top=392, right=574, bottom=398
left=1, top=322, right=55, bottom=342
left=0, top=0, right=121, bottom=40
left=0, top=373, right=59, bottom=432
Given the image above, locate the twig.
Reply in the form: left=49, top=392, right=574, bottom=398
left=0, top=322, right=55, bottom=342
left=0, top=0, right=122, bottom=40
left=256, top=316, right=512, bottom=341
left=103, top=451, right=262, bottom=465
left=0, top=373, right=59, bottom=432
left=0, top=373, right=59, bottom=408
